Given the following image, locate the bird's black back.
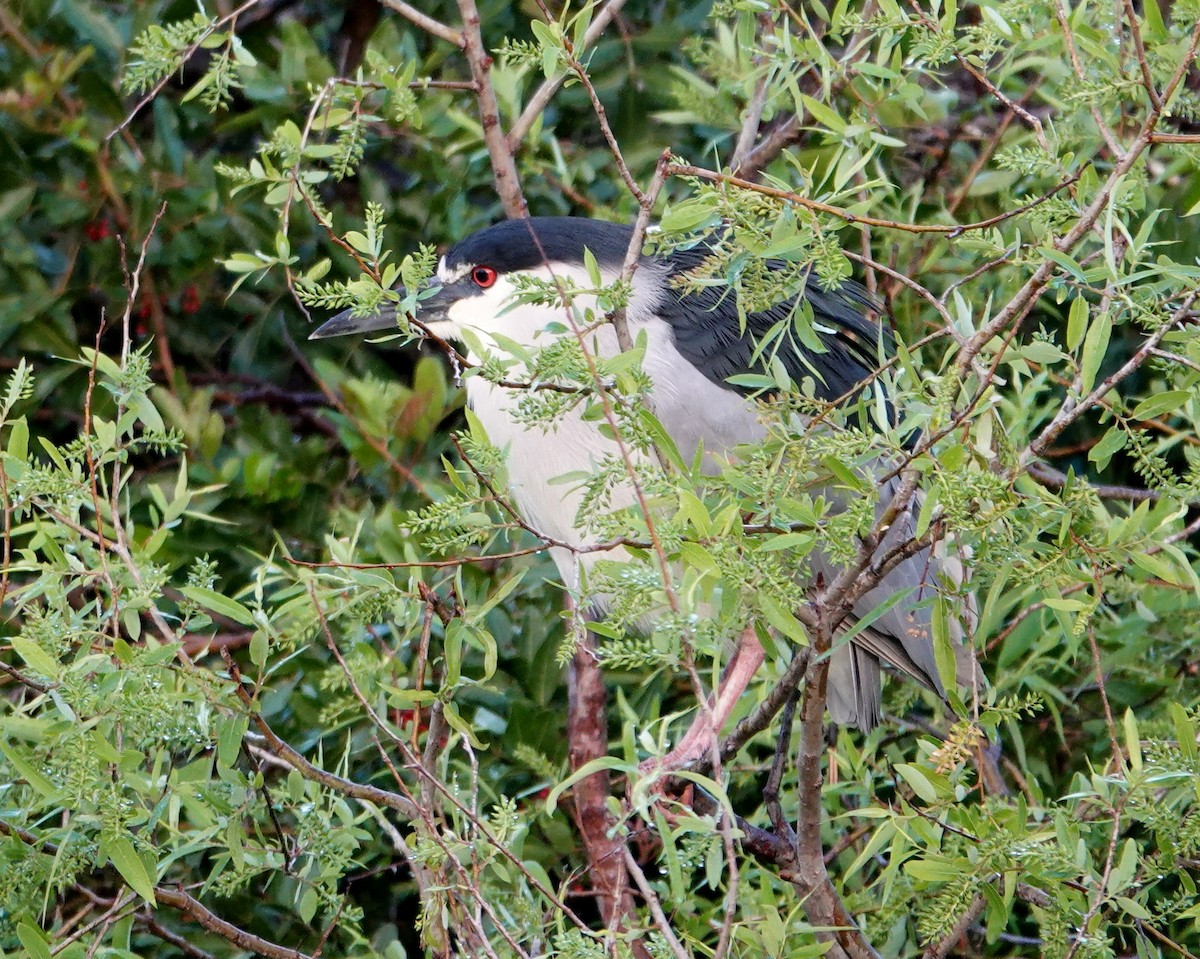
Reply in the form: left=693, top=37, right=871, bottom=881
left=654, top=241, right=886, bottom=404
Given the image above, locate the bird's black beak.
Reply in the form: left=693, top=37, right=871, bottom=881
left=308, top=302, right=401, bottom=339
left=308, top=283, right=448, bottom=340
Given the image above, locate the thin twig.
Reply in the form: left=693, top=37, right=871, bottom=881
left=1021, top=292, right=1195, bottom=467
left=507, top=0, right=630, bottom=149
left=670, top=163, right=1081, bottom=236
left=378, top=0, right=464, bottom=47
left=106, top=0, right=262, bottom=144
left=611, top=148, right=673, bottom=351
left=622, top=850, right=690, bottom=959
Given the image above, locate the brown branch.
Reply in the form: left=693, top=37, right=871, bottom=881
left=377, top=0, right=463, bottom=47
left=735, top=114, right=803, bottom=179
left=792, top=621, right=879, bottom=959
left=454, top=0, right=526, bottom=218
left=712, top=648, right=811, bottom=770
left=669, top=164, right=1080, bottom=236
left=568, top=629, right=635, bottom=939
left=0, top=658, right=51, bottom=694
left=222, top=651, right=421, bottom=820
left=762, top=688, right=800, bottom=842
left=154, top=886, right=317, bottom=959
left=288, top=545, right=556, bottom=570
left=734, top=3, right=879, bottom=180
left=1061, top=794, right=1128, bottom=959
left=541, top=8, right=644, bottom=206
left=1054, top=0, right=1123, bottom=157
left=731, top=66, right=771, bottom=173
left=180, top=629, right=254, bottom=658
left=139, top=909, right=219, bottom=959
left=1138, top=920, right=1200, bottom=959
left=921, top=893, right=985, bottom=959
left=1024, top=462, right=1163, bottom=503
left=0, top=823, right=313, bottom=959
left=1120, top=0, right=1163, bottom=110
left=951, top=17, right=1200, bottom=391
left=623, top=849, right=690, bottom=959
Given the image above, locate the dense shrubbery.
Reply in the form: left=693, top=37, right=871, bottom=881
left=3, top=1, right=1200, bottom=956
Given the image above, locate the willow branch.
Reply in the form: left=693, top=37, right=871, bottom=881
left=455, top=0, right=526, bottom=218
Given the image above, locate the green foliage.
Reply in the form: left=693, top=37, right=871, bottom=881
left=3, top=0, right=1200, bottom=957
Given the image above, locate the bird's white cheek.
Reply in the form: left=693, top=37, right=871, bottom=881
left=445, top=293, right=504, bottom=353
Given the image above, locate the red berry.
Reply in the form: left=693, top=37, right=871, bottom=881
left=180, top=285, right=201, bottom=315
left=84, top=219, right=109, bottom=242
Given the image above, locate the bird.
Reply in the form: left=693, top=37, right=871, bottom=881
left=311, top=216, right=974, bottom=751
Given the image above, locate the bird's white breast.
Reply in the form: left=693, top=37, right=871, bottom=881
left=464, top=322, right=764, bottom=582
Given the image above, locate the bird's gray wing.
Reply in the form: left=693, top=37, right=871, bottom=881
left=814, top=471, right=979, bottom=729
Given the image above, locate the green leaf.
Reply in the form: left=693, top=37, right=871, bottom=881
left=1066, top=294, right=1088, bottom=351
left=1130, top=390, right=1190, bottom=420
left=821, top=455, right=867, bottom=491
left=659, top=200, right=718, bottom=234
left=442, top=700, right=488, bottom=749
left=904, top=857, right=962, bottom=881
left=757, top=591, right=808, bottom=643
left=107, top=837, right=157, bottom=903
left=1115, top=896, right=1152, bottom=920
left=217, top=714, right=248, bottom=769
left=249, top=630, right=268, bottom=667
left=9, top=636, right=59, bottom=677
left=894, top=763, right=945, bottom=803
left=583, top=246, right=602, bottom=286
left=1088, top=427, right=1126, bottom=470
left=1079, top=310, right=1112, bottom=395
left=1141, top=0, right=1167, bottom=40
left=1171, top=703, right=1197, bottom=763
left=1129, top=549, right=1183, bottom=586
left=1123, top=708, right=1142, bottom=771
left=0, top=742, right=59, bottom=798
left=801, top=94, right=847, bottom=133
left=178, top=587, right=255, bottom=626
left=1106, top=838, right=1139, bottom=895
left=545, top=756, right=634, bottom=814
left=17, top=923, right=53, bottom=959
left=1021, top=341, right=1065, bottom=364
left=6, top=415, right=29, bottom=461
left=1039, top=247, right=1086, bottom=281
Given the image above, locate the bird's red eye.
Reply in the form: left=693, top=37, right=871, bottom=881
left=472, top=265, right=497, bottom=288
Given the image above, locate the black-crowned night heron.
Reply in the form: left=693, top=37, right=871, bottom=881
left=312, top=216, right=973, bottom=755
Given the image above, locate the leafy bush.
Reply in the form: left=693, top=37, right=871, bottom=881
left=2, top=1, right=1200, bottom=957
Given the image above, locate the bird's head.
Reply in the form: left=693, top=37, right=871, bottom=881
left=310, top=218, right=646, bottom=352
